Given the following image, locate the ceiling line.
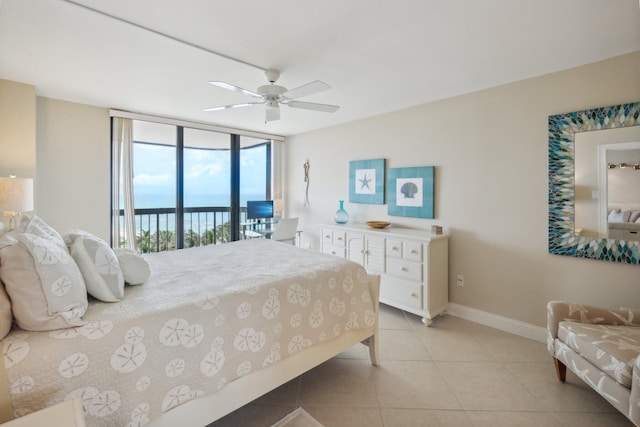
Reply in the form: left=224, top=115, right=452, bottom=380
left=61, top=0, right=266, bottom=72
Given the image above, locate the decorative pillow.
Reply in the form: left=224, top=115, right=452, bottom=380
left=0, top=231, right=87, bottom=331
left=114, top=248, right=150, bottom=285
left=22, top=215, right=67, bottom=249
left=65, top=230, right=124, bottom=302
left=608, top=210, right=624, bottom=223
left=629, top=211, right=640, bottom=223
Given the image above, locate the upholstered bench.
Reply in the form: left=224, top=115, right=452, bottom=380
left=546, top=301, right=640, bottom=426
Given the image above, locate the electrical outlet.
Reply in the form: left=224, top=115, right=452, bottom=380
left=457, top=274, right=464, bottom=287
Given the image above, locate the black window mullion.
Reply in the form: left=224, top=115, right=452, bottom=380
left=176, top=127, right=184, bottom=249
left=265, top=141, right=272, bottom=200
left=230, top=134, right=240, bottom=241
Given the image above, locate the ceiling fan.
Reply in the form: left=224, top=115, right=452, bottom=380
left=204, top=69, right=340, bottom=122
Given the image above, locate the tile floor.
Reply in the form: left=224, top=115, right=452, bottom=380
left=209, top=304, right=630, bottom=427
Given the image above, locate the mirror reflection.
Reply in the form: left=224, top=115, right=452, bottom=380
left=575, top=126, right=640, bottom=241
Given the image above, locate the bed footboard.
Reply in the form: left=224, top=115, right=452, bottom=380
left=362, top=273, right=380, bottom=366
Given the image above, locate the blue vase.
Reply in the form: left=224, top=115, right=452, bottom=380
left=334, top=200, right=349, bottom=224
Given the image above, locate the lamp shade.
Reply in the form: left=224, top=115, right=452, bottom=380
left=0, top=177, right=34, bottom=214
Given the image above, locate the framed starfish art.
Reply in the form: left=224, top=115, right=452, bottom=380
left=349, top=158, right=385, bottom=204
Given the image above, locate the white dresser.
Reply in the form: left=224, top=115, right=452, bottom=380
left=320, top=223, right=448, bottom=325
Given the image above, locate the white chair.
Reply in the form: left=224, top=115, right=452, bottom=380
left=271, top=217, right=299, bottom=245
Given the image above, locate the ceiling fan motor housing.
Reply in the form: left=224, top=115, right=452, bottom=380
left=264, top=68, right=280, bottom=83
left=257, top=84, right=287, bottom=97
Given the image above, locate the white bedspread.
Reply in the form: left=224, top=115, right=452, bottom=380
left=2, top=239, right=375, bottom=426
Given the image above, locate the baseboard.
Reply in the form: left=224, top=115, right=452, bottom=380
left=447, top=303, right=546, bottom=343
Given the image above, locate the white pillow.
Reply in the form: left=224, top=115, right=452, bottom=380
left=65, top=230, right=124, bottom=302
left=22, top=215, right=67, bottom=249
left=114, top=248, right=150, bottom=285
left=0, top=231, right=87, bottom=331
left=608, top=210, right=624, bottom=223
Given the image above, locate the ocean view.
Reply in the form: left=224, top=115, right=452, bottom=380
left=121, top=192, right=266, bottom=238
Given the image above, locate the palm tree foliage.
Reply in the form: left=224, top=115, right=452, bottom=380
left=134, top=223, right=230, bottom=253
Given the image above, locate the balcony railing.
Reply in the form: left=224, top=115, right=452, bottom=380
left=118, top=206, right=246, bottom=253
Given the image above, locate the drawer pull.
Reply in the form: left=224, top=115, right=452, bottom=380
left=391, top=246, right=399, bottom=250
left=325, top=235, right=331, bottom=238
left=400, top=267, right=408, bottom=272
left=331, top=251, right=336, bottom=255
left=337, top=237, right=343, bottom=240
left=410, top=250, right=417, bottom=254
left=410, top=293, right=418, bottom=298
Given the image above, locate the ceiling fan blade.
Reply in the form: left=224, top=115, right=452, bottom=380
left=203, top=102, right=261, bottom=112
left=281, top=80, right=330, bottom=100
left=287, top=100, right=339, bottom=113
left=208, top=81, right=262, bottom=99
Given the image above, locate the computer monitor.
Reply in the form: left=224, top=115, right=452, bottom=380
left=246, top=200, right=274, bottom=220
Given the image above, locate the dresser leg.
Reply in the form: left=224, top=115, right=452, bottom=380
left=422, top=317, right=433, bottom=326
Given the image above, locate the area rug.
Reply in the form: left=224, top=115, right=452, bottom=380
left=270, top=407, right=324, bottom=427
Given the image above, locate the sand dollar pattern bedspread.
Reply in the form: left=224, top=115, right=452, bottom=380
left=2, top=239, right=375, bottom=426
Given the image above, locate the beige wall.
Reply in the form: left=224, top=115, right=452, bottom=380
left=0, top=80, right=36, bottom=179
left=285, top=51, right=640, bottom=328
left=0, top=80, right=36, bottom=228
left=36, top=98, right=110, bottom=239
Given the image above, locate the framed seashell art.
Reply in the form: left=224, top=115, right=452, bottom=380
left=387, top=166, right=435, bottom=218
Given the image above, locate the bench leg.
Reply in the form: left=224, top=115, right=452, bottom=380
left=553, top=357, right=566, bottom=382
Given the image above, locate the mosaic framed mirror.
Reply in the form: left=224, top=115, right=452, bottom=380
left=548, top=101, right=640, bottom=264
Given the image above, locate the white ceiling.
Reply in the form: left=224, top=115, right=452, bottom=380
left=1, top=0, right=639, bottom=137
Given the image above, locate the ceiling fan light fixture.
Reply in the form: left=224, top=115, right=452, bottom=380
left=265, top=99, right=280, bottom=122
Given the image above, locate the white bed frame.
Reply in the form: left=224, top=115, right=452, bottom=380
left=148, top=273, right=380, bottom=427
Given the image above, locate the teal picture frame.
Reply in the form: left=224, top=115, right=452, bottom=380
left=388, top=166, right=434, bottom=218
left=349, top=159, right=385, bottom=204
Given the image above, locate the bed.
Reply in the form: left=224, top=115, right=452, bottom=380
left=0, top=223, right=380, bottom=427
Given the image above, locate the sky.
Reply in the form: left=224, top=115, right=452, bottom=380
left=132, top=142, right=267, bottom=208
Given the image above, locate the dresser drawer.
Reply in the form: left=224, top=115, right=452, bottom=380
left=380, top=276, right=422, bottom=309
left=321, top=228, right=334, bottom=246
left=386, top=238, right=403, bottom=258
left=332, top=231, right=346, bottom=247
left=403, top=241, right=422, bottom=262
left=322, top=245, right=345, bottom=258
left=386, top=257, right=422, bottom=281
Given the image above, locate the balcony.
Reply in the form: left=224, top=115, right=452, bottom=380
left=118, top=206, right=246, bottom=253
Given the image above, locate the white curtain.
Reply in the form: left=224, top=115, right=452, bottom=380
left=271, top=139, right=285, bottom=215
left=111, top=118, right=137, bottom=250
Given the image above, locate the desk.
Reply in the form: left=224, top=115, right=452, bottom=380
left=241, top=221, right=276, bottom=239
left=241, top=221, right=303, bottom=246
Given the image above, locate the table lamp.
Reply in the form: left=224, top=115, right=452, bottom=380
left=0, top=175, right=34, bottom=229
